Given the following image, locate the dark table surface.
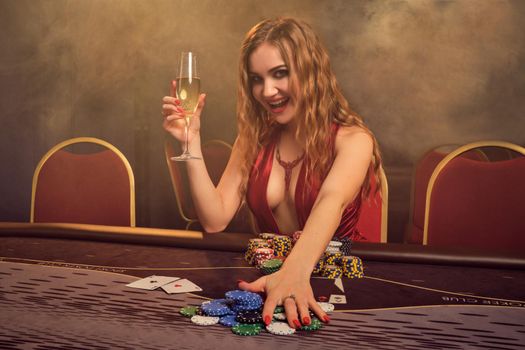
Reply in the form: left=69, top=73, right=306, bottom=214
left=1, top=223, right=524, bottom=350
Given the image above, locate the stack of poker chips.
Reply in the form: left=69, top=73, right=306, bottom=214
left=319, top=241, right=364, bottom=279
left=341, top=255, right=364, bottom=278
left=245, top=238, right=271, bottom=264
left=271, top=235, right=293, bottom=257
left=179, top=289, right=333, bottom=336
left=244, top=233, right=364, bottom=279
left=253, top=248, right=275, bottom=267
left=321, top=264, right=343, bottom=279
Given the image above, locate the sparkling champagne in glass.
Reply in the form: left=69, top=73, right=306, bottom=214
left=171, top=51, right=201, bottom=161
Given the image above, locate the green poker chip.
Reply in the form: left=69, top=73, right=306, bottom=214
left=179, top=306, right=199, bottom=318
left=262, top=259, right=283, bottom=269
left=273, top=306, right=285, bottom=314
left=300, top=317, right=323, bottom=331
left=231, top=323, right=262, bottom=336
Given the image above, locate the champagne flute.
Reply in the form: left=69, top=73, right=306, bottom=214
left=171, top=51, right=201, bottom=161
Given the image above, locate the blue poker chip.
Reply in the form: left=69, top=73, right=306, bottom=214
left=231, top=302, right=262, bottom=312
left=201, top=299, right=232, bottom=317
left=225, top=290, right=263, bottom=305
left=219, top=314, right=239, bottom=327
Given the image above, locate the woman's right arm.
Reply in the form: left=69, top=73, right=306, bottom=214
left=162, top=81, right=244, bottom=232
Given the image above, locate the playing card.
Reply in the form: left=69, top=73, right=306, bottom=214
left=329, top=294, right=347, bottom=304
left=160, top=278, right=202, bottom=294
left=126, top=275, right=180, bottom=290
left=334, top=277, right=345, bottom=292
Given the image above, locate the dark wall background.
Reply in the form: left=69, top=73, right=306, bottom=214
left=1, top=0, right=524, bottom=242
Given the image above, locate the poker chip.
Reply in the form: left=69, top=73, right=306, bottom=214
left=225, top=290, right=263, bottom=306
left=219, top=314, right=239, bottom=327
left=273, top=312, right=286, bottom=321
left=266, top=321, right=296, bottom=335
left=322, top=264, right=343, bottom=279
left=300, top=317, right=322, bottom=331
left=201, top=299, right=232, bottom=317
left=231, top=323, right=262, bottom=336
left=245, top=238, right=272, bottom=264
left=179, top=305, right=199, bottom=318
left=190, top=315, right=220, bottom=326
left=341, top=255, right=364, bottom=278
left=272, top=235, right=292, bottom=257
left=231, top=303, right=261, bottom=313
left=328, top=240, right=343, bottom=248
left=273, top=306, right=285, bottom=314
left=260, top=258, right=283, bottom=275
left=324, top=251, right=343, bottom=265
left=254, top=248, right=275, bottom=267
left=317, top=302, right=335, bottom=313
left=236, top=309, right=263, bottom=324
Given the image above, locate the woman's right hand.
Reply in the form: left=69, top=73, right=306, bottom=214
left=162, top=80, right=206, bottom=144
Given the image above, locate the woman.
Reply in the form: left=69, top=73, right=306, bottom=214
left=162, top=17, right=382, bottom=329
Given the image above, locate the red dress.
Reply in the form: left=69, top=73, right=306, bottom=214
left=246, top=124, right=362, bottom=240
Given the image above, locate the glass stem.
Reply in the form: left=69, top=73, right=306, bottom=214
left=183, top=119, right=190, bottom=154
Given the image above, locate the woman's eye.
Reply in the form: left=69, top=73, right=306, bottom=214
left=274, top=69, right=288, bottom=78
left=250, top=75, right=262, bottom=84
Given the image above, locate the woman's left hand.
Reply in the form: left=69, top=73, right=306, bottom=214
left=238, top=267, right=329, bottom=329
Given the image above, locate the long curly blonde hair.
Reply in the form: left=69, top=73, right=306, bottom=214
left=236, top=17, right=382, bottom=199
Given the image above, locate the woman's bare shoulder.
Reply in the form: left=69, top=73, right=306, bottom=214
left=335, top=125, right=373, bottom=151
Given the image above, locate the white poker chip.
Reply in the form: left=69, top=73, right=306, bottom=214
left=328, top=240, right=343, bottom=248
left=190, top=315, right=219, bottom=326
left=266, top=321, right=296, bottom=335
left=317, top=302, right=335, bottom=313
left=273, top=312, right=287, bottom=321
left=325, top=247, right=341, bottom=254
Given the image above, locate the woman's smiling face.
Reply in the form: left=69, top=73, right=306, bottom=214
left=248, top=42, right=298, bottom=126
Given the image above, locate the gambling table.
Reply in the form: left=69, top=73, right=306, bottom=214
left=1, top=222, right=524, bottom=350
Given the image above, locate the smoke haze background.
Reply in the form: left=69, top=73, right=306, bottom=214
left=1, top=0, right=523, bottom=240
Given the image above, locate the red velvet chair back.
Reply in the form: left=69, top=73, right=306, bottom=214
left=424, top=142, right=525, bottom=251
left=406, top=145, right=487, bottom=243
left=31, top=138, right=135, bottom=226
left=165, top=139, right=256, bottom=233
left=356, top=166, right=388, bottom=242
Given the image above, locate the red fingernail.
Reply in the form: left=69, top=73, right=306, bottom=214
left=303, top=317, right=310, bottom=325
left=175, top=99, right=181, bottom=105
left=264, top=315, right=271, bottom=326
left=323, top=315, right=330, bottom=323
left=293, top=319, right=301, bottom=329
left=237, top=279, right=246, bottom=284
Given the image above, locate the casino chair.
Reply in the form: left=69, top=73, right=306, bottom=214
left=422, top=141, right=525, bottom=251
left=31, top=137, right=136, bottom=226
left=356, top=165, right=388, bottom=243
left=165, top=139, right=257, bottom=233
left=405, top=144, right=487, bottom=244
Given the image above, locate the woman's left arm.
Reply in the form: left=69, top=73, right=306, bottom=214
left=239, top=127, right=374, bottom=329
